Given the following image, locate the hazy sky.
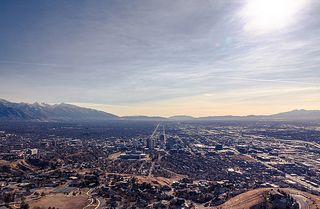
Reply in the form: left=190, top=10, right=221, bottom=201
left=0, top=0, right=319, bottom=116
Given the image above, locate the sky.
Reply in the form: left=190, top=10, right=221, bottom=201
left=0, top=0, right=320, bottom=117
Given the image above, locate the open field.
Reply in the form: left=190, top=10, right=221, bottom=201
left=28, top=193, right=89, bottom=209
left=0, top=159, right=9, bottom=165
left=214, top=188, right=320, bottom=209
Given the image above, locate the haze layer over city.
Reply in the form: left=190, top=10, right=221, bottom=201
left=0, top=0, right=320, bottom=209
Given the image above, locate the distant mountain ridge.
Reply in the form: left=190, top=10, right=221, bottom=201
left=121, top=110, right=320, bottom=121
left=0, top=99, right=319, bottom=121
left=122, top=115, right=167, bottom=121
left=269, top=109, right=320, bottom=121
left=0, top=99, right=118, bottom=121
left=195, top=110, right=320, bottom=121
left=169, top=115, right=195, bottom=120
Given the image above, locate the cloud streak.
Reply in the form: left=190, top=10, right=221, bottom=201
left=0, top=0, right=319, bottom=115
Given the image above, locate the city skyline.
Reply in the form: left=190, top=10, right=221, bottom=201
left=1, top=0, right=320, bottom=116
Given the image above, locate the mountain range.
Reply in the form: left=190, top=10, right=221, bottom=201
left=0, top=99, right=319, bottom=122
left=0, top=99, right=118, bottom=121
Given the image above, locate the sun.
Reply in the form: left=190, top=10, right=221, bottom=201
left=240, top=0, right=308, bottom=34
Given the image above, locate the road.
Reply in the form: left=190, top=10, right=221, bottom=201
left=286, top=174, right=320, bottom=193
left=162, top=124, right=166, bottom=145
left=291, top=194, right=309, bottom=209
left=97, top=197, right=106, bottom=209
left=137, top=161, right=146, bottom=174
left=83, top=188, right=101, bottom=209
left=147, top=123, right=161, bottom=176
left=151, top=123, right=160, bottom=139
left=148, top=161, right=155, bottom=177
left=246, top=154, right=320, bottom=193
left=94, top=198, right=101, bottom=209
left=148, top=151, right=163, bottom=177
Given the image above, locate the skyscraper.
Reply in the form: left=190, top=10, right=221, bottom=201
left=147, top=137, right=154, bottom=150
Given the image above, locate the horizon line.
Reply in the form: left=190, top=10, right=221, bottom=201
left=0, top=98, right=318, bottom=118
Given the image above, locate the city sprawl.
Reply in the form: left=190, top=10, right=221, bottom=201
left=1, top=120, right=320, bottom=209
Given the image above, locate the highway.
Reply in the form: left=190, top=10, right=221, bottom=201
left=246, top=154, right=320, bottom=193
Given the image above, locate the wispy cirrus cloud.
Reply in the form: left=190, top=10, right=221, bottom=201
left=0, top=0, right=319, bottom=115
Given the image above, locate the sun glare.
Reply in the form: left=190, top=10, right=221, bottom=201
left=241, top=0, right=308, bottom=34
